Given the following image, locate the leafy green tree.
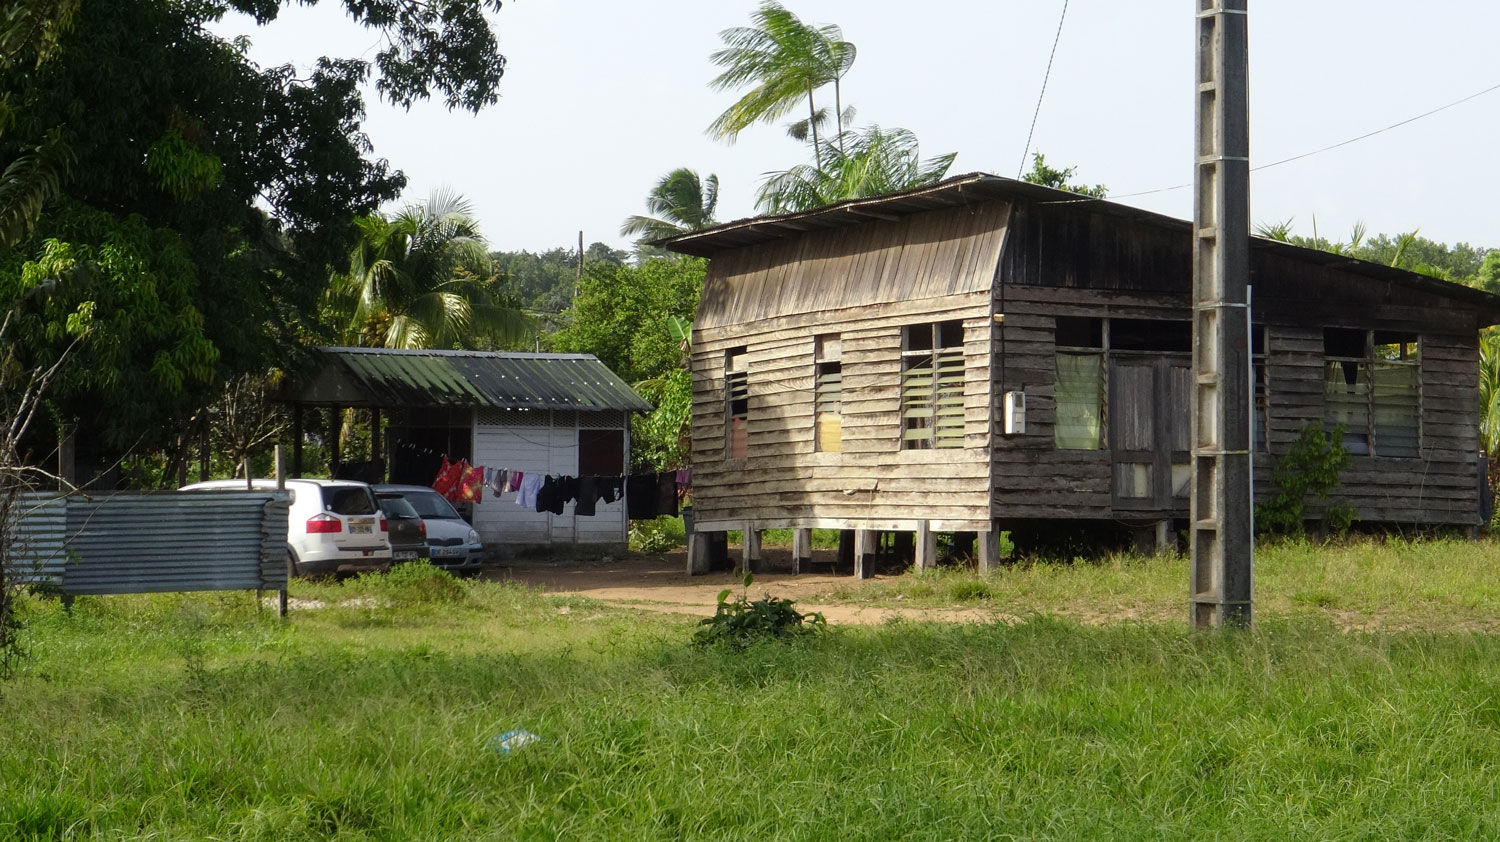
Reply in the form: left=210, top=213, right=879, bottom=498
left=329, top=191, right=531, bottom=350
left=621, top=168, right=720, bottom=243
left=1256, top=219, right=1489, bottom=284
left=708, top=1, right=855, bottom=166
left=756, top=125, right=955, bottom=214
left=1020, top=153, right=1107, bottom=198
left=548, top=257, right=705, bottom=386
left=0, top=0, right=511, bottom=471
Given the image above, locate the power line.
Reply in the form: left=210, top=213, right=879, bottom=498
left=1017, top=0, right=1071, bottom=179
left=1040, top=79, right=1500, bottom=204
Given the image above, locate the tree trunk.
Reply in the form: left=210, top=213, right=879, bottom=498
left=806, top=84, right=821, bottom=170
left=834, top=79, right=845, bottom=156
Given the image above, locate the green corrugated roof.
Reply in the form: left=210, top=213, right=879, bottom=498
left=289, top=348, right=653, bottom=412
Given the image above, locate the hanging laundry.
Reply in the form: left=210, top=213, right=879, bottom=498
left=451, top=460, right=484, bottom=504
left=515, top=474, right=543, bottom=508
left=505, top=470, right=524, bottom=493
left=576, top=476, right=599, bottom=517
left=675, top=468, right=691, bottom=491
left=536, top=475, right=568, bottom=515
left=600, top=476, right=623, bottom=504
left=485, top=467, right=507, bottom=496
left=626, top=474, right=658, bottom=519
left=656, top=472, right=679, bottom=517
left=431, top=457, right=463, bottom=498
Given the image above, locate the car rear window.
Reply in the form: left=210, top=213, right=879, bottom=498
left=376, top=494, right=419, bottom=518
left=401, top=491, right=462, bottom=519
left=322, top=486, right=377, bottom=515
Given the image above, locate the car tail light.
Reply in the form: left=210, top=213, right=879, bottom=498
left=380, top=517, right=389, bottom=532
left=306, top=513, right=341, bottom=534
left=417, top=520, right=427, bottom=538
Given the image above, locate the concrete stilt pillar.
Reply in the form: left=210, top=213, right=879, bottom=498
left=914, top=521, right=937, bottom=571
left=977, top=528, right=1002, bottom=574
left=792, top=528, right=813, bottom=574
left=854, top=529, right=877, bottom=579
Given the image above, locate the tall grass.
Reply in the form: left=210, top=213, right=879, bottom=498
left=7, top=549, right=1500, bottom=838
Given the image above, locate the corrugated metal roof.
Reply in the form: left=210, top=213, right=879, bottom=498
left=657, top=171, right=1500, bottom=319
left=288, top=348, right=653, bottom=412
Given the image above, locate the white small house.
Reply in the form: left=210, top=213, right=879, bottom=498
left=284, top=347, right=652, bottom=554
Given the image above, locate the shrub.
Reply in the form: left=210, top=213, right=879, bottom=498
left=693, top=573, right=825, bottom=649
left=629, top=516, right=685, bottom=553
left=351, top=561, right=466, bottom=607
left=1257, top=423, right=1354, bottom=536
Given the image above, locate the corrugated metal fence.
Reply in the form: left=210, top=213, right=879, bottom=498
left=6, top=491, right=289, bottom=596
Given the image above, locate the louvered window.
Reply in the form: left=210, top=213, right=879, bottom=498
left=726, top=346, right=748, bottom=459
left=901, top=321, right=966, bottom=449
left=814, top=334, right=842, bottom=452
left=1324, top=329, right=1419, bottom=457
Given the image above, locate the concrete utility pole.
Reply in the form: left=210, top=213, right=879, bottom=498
left=1190, top=0, right=1253, bottom=628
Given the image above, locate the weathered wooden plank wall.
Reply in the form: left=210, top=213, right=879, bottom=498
left=992, top=201, right=1484, bottom=527
left=689, top=203, right=1009, bottom=532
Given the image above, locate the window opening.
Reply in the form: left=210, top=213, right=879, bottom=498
left=726, top=346, right=748, bottom=459
left=901, top=321, right=966, bottom=449
left=1323, top=329, right=1419, bottom=457
left=814, top=334, right=842, bottom=453
left=1054, top=317, right=1104, bottom=450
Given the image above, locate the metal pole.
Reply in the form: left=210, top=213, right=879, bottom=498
left=1190, top=0, right=1253, bottom=628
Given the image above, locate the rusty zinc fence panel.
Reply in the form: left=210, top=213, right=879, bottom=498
left=6, top=491, right=289, bottom=596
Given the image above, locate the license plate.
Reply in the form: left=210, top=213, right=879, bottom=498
left=350, top=524, right=372, bottom=534
left=432, top=547, right=464, bottom=558
left=393, top=550, right=418, bottom=560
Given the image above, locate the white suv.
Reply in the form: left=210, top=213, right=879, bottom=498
left=180, top=478, right=393, bottom=576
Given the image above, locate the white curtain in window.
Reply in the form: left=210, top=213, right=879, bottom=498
left=1055, top=352, right=1103, bottom=450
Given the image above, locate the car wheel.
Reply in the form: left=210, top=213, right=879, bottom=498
left=286, top=546, right=305, bottom=579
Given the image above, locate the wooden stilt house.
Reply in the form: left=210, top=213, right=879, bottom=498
left=659, top=173, right=1500, bottom=572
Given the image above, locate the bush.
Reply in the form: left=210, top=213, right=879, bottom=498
left=350, top=561, right=466, bottom=607
left=693, top=573, right=825, bottom=649
left=629, top=516, right=685, bottom=553
left=1257, top=423, right=1355, bottom=536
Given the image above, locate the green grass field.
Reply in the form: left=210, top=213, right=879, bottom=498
left=6, top=543, right=1500, bottom=840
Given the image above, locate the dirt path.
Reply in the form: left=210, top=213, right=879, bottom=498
left=486, top=549, right=1011, bottom=626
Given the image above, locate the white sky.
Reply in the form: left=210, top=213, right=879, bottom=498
left=215, top=1, right=1500, bottom=255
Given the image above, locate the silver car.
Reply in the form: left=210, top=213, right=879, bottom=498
left=371, top=484, right=485, bottom=573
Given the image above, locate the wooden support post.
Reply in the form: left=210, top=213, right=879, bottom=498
left=56, top=423, right=75, bottom=492
left=739, top=522, right=761, bottom=575
left=328, top=406, right=342, bottom=479
left=837, top=529, right=855, bottom=575
left=370, top=407, right=383, bottom=482
left=687, top=532, right=711, bottom=575
left=198, top=416, right=210, bottom=482
left=275, top=445, right=286, bottom=491
left=242, top=458, right=252, bottom=489
left=292, top=404, right=304, bottom=478
left=792, top=528, right=813, bottom=574
left=1155, top=518, right=1174, bottom=555
left=914, top=521, right=937, bottom=571
left=854, top=529, right=876, bottom=579
left=977, top=529, right=1001, bottom=574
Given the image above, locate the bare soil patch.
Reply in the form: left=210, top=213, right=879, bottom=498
left=485, top=547, right=1009, bottom=626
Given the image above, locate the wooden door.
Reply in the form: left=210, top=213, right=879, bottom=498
left=1109, top=356, right=1191, bottom=511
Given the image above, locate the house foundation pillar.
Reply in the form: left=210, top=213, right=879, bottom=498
left=854, top=529, right=877, bottom=579
left=914, top=521, right=937, bottom=571
left=792, top=528, right=813, bottom=574
left=977, top=528, right=1002, bottom=574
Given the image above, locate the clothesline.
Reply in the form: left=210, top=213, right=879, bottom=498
left=430, top=457, right=689, bottom=519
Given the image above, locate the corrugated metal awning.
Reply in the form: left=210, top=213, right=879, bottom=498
left=284, top=348, right=654, bottom=412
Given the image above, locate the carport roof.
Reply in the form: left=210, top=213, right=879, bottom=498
left=284, top=347, right=653, bottom=413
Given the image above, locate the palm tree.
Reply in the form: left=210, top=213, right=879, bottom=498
left=755, top=125, right=956, bottom=215
left=707, top=1, right=856, bottom=166
left=328, top=190, right=531, bottom=350
left=620, top=168, right=720, bottom=242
